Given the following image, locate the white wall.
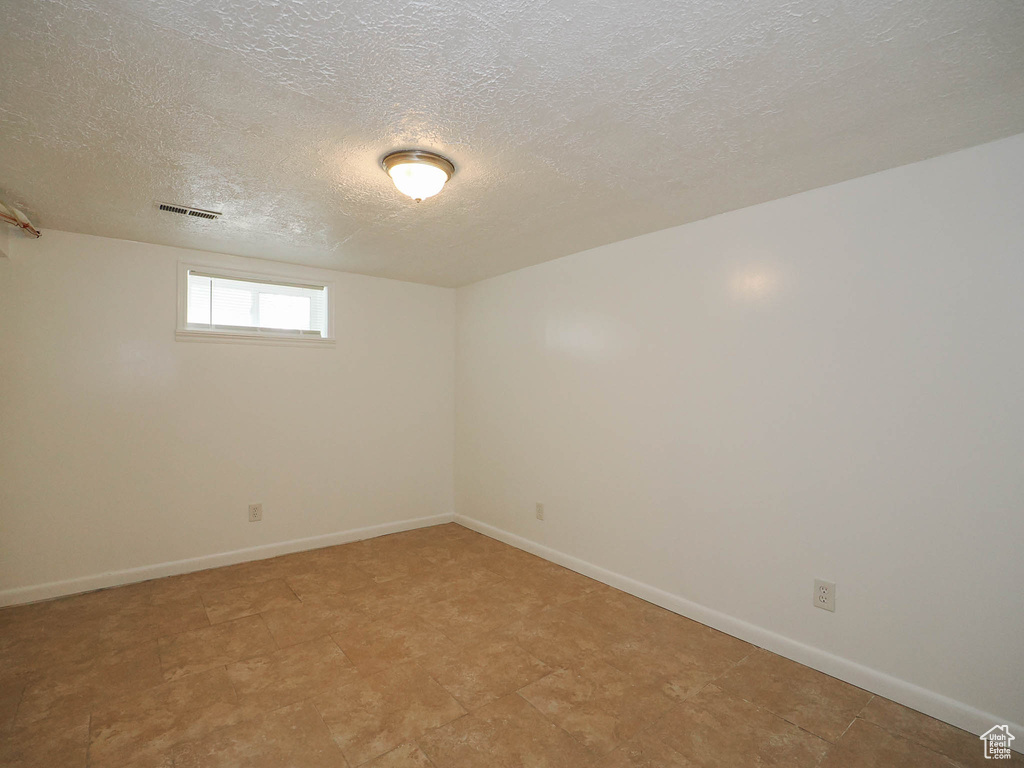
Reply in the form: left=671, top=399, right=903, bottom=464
left=455, top=134, right=1024, bottom=735
left=0, top=230, right=455, bottom=601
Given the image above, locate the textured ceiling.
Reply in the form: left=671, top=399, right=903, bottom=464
left=2, top=0, right=1023, bottom=286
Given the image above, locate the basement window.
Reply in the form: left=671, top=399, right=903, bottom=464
left=176, top=264, right=333, bottom=345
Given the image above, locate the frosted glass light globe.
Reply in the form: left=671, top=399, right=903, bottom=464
left=388, top=162, right=449, bottom=201
left=382, top=150, right=455, bottom=202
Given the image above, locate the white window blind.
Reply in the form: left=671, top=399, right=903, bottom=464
left=183, top=269, right=329, bottom=340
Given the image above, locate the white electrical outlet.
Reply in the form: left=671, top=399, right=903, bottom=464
left=535, top=503, right=545, bottom=521
left=814, top=579, right=835, bottom=612
left=248, top=503, right=263, bottom=522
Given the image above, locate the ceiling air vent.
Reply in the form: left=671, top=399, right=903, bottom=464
left=158, top=202, right=222, bottom=220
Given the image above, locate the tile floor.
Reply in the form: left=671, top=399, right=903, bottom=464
left=0, top=523, right=1017, bottom=767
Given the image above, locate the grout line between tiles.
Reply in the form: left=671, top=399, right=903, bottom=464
left=308, top=697, right=354, bottom=767
left=9, top=679, right=28, bottom=731
left=414, top=741, right=441, bottom=768
left=853, top=704, right=984, bottom=768
left=852, top=692, right=877, bottom=728
left=256, top=612, right=281, bottom=652
left=512, top=689, right=596, bottom=754
left=813, top=709, right=864, bottom=767
left=222, top=663, right=240, bottom=701
left=710, top=681, right=834, bottom=747
left=85, top=712, right=92, bottom=768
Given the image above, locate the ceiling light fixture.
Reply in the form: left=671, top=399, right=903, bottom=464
left=382, top=150, right=455, bottom=202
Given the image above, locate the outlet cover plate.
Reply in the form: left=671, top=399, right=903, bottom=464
left=814, top=579, right=835, bottom=612
left=248, top=503, right=263, bottom=522
left=535, top=503, right=544, bottom=521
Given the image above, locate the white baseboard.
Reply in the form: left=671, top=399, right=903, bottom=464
left=0, top=513, right=455, bottom=607
left=455, top=514, right=1023, bottom=748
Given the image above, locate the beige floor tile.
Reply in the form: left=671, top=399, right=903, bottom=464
left=419, top=633, right=551, bottom=710
left=820, top=718, right=959, bottom=767
left=519, top=658, right=676, bottom=757
left=1, top=524, right=1001, bottom=768
left=157, top=614, right=277, bottom=681
left=403, top=562, right=508, bottom=605
left=568, top=589, right=712, bottom=650
left=8, top=580, right=194, bottom=635
left=331, top=611, right=457, bottom=675
left=415, top=581, right=547, bottom=644
left=313, top=663, right=465, bottom=765
left=509, top=604, right=623, bottom=669
left=511, top=561, right=608, bottom=606
left=15, top=641, right=164, bottom=726
left=8, top=588, right=124, bottom=628
left=418, top=692, right=592, bottom=768
left=176, top=556, right=296, bottom=594
left=96, top=594, right=211, bottom=651
left=0, top=651, right=34, bottom=687
left=563, top=587, right=664, bottom=633
left=88, top=666, right=246, bottom=768
left=362, top=743, right=435, bottom=768
left=420, top=530, right=508, bottom=566
left=413, top=535, right=495, bottom=567
left=0, top=678, right=26, bottom=732
left=715, top=648, right=872, bottom=742
left=570, top=589, right=753, bottom=675
left=0, top=636, right=95, bottom=681
left=667, top=621, right=753, bottom=664
left=260, top=592, right=370, bottom=648
left=170, top=701, right=345, bottom=768
left=276, top=543, right=364, bottom=571
left=475, top=545, right=555, bottom=579
left=226, top=635, right=361, bottom=712
left=342, top=539, right=437, bottom=584
left=284, top=564, right=377, bottom=599
left=0, top=712, right=89, bottom=768
left=601, top=614, right=752, bottom=701
left=200, top=578, right=300, bottom=624
left=859, top=697, right=1024, bottom=767
left=482, top=578, right=553, bottom=615
left=121, top=575, right=205, bottom=606
left=610, top=647, right=724, bottom=703
left=1, top=588, right=206, bottom=675
left=649, top=684, right=830, bottom=767
left=594, top=732, right=697, bottom=768
left=0, top=600, right=45, bottom=632
left=345, top=577, right=448, bottom=622
left=117, top=754, right=176, bottom=768
left=343, top=531, right=416, bottom=557
left=76, top=582, right=183, bottom=618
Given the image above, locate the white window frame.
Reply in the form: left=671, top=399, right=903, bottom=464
left=176, top=262, right=335, bottom=346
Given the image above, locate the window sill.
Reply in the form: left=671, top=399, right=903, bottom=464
left=175, top=329, right=336, bottom=347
